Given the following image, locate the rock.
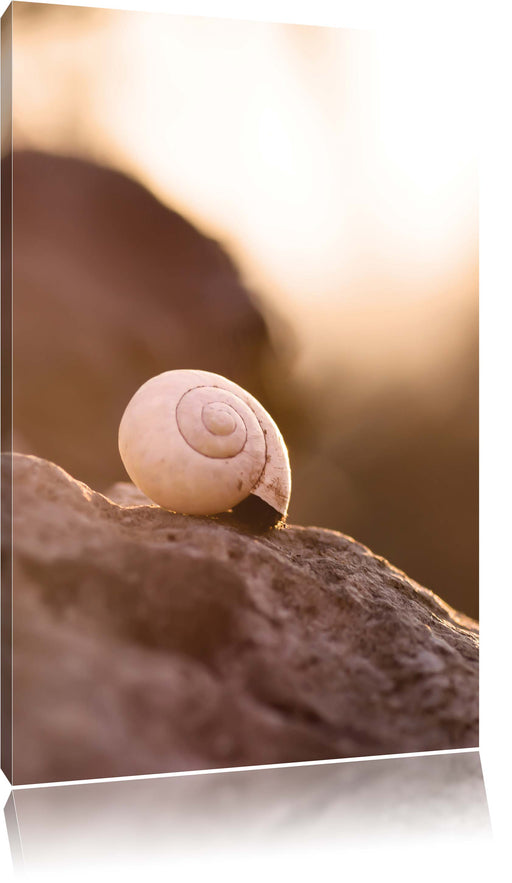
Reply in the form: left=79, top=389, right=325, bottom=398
left=106, top=482, right=155, bottom=508
left=4, top=150, right=284, bottom=492
left=3, top=454, right=478, bottom=785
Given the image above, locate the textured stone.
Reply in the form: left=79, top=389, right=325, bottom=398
left=4, top=454, right=478, bottom=785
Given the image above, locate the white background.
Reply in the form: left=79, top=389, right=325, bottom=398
left=1, top=1, right=510, bottom=879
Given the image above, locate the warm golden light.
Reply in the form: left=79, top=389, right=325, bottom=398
left=13, top=8, right=477, bottom=383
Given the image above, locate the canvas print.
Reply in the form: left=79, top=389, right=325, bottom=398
left=1, top=2, right=478, bottom=785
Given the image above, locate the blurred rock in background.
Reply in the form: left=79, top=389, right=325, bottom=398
left=6, top=149, right=290, bottom=491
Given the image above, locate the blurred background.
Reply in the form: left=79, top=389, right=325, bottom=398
left=6, top=3, right=478, bottom=616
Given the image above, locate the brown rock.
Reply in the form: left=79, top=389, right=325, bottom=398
left=5, top=150, right=281, bottom=492
left=3, top=454, right=478, bottom=785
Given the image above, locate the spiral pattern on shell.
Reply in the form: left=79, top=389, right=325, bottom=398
left=176, top=386, right=261, bottom=460
left=118, top=369, right=291, bottom=518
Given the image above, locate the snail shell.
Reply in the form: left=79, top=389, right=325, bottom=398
left=118, top=369, right=291, bottom=523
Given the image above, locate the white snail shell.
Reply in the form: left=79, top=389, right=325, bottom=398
left=118, top=369, right=291, bottom=520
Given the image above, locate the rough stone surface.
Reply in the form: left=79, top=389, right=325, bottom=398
left=4, top=454, right=478, bottom=785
